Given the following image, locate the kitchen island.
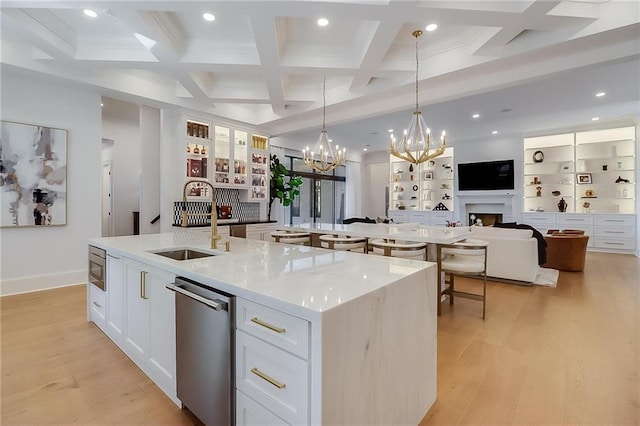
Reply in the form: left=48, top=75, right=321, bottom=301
left=88, top=231, right=437, bottom=425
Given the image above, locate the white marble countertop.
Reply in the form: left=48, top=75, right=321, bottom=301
left=279, top=222, right=471, bottom=244
left=90, top=231, right=433, bottom=321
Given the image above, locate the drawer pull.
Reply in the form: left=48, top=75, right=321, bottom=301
left=251, top=367, right=286, bottom=389
left=604, top=231, right=625, bottom=234
left=93, top=301, right=102, bottom=308
left=251, top=317, right=286, bottom=334
left=140, top=271, right=149, bottom=300
left=604, top=242, right=625, bottom=246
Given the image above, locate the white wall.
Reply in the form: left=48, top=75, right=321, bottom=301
left=0, top=71, right=102, bottom=295
left=362, top=150, right=390, bottom=218
left=102, top=99, right=141, bottom=236
left=139, top=106, right=161, bottom=234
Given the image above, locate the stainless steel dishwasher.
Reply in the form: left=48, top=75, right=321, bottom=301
left=166, top=277, right=234, bottom=426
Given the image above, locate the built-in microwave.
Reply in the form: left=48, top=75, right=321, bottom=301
left=88, top=245, right=106, bottom=291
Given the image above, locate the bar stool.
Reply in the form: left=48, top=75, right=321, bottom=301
left=437, top=239, right=489, bottom=319
left=270, top=230, right=311, bottom=246
left=368, top=238, right=427, bottom=260
left=319, top=234, right=368, bottom=253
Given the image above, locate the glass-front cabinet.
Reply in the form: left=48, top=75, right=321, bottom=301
left=233, top=130, right=248, bottom=185
left=185, top=119, right=212, bottom=199
left=183, top=117, right=266, bottom=200
left=214, top=126, right=231, bottom=185
left=250, top=135, right=269, bottom=200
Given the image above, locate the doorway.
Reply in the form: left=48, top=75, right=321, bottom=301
left=102, top=161, right=113, bottom=237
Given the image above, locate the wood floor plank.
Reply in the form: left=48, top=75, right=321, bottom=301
left=2, top=250, right=638, bottom=425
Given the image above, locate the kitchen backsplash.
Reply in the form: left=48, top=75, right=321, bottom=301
left=174, top=188, right=261, bottom=225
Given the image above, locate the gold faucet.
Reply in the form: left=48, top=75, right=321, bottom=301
left=181, top=180, right=223, bottom=250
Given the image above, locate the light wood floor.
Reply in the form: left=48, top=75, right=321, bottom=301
left=1, top=251, right=638, bottom=425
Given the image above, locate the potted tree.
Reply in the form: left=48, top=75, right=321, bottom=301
left=269, top=154, right=303, bottom=221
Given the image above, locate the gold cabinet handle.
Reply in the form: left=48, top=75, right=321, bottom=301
left=250, top=367, right=286, bottom=389
left=250, top=317, right=285, bottom=334
left=140, top=271, right=149, bottom=299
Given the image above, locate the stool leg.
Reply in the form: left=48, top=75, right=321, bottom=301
left=482, top=274, right=487, bottom=319
left=449, top=274, right=454, bottom=305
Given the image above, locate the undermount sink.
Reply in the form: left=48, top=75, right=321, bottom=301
left=151, top=248, right=217, bottom=261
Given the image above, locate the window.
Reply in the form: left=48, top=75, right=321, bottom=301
left=285, top=156, right=346, bottom=225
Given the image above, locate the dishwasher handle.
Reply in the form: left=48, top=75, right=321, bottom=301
left=166, top=283, right=228, bottom=311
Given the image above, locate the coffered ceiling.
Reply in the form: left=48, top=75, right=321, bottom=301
left=1, top=1, right=639, bottom=151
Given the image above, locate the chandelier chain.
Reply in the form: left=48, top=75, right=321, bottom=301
left=415, top=32, right=419, bottom=112
left=322, top=76, right=326, bottom=131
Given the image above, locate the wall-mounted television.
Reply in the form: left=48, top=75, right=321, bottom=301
left=457, top=159, right=515, bottom=191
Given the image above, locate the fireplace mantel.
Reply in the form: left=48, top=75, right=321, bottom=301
left=457, top=193, right=516, bottom=224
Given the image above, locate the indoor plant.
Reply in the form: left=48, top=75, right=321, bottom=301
left=269, top=154, right=303, bottom=220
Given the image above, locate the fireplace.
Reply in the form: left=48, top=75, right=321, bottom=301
left=469, top=213, right=503, bottom=226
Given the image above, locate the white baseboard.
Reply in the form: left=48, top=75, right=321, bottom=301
left=0, top=269, right=86, bottom=296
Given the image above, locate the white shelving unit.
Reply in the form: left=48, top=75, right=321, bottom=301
left=575, top=126, right=635, bottom=214
left=522, top=125, right=636, bottom=253
left=523, top=132, right=575, bottom=213
left=388, top=147, right=454, bottom=223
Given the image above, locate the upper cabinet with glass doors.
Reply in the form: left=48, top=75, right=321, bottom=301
left=184, top=118, right=212, bottom=198
left=250, top=134, right=269, bottom=201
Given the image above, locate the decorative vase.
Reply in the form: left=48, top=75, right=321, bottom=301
left=409, top=164, right=414, bottom=172
left=557, top=197, right=567, bottom=212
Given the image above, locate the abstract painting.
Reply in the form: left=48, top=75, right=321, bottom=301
left=0, top=121, right=67, bottom=227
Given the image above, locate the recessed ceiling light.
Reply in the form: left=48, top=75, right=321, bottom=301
left=83, top=9, right=98, bottom=18
left=592, top=117, right=600, bottom=121
left=100, top=102, right=104, bottom=107
left=328, top=139, right=333, bottom=142
left=203, top=13, right=215, bottom=22
left=317, top=18, right=329, bottom=27
left=363, top=148, right=368, bottom=151
left=596, top=92, right=605, bottom=97
left=425, top=24, right=438, bottom=32
left=388, top=129, right=393, bottom=133
left=472, top=113, right=480, bottom=119
left=492, top=130, right=499, bottom=134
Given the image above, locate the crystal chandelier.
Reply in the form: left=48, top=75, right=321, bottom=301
left=303, top=76, right=346, bottom=172
left=390, top=30, right=446, bottom=164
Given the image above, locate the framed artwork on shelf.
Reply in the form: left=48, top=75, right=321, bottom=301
left=1, top=120, right=68, bottom=227
left=576, top=173, right=592, bottom=184
left=423, top=171, right=433, bottom=180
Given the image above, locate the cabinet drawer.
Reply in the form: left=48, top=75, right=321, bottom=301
left=237, top=298, right=309, bottom=359
left=236, top=331, right=308, bottom=426
left=522, top=213, right=556, bottom=225
left=89, top=284, right=107, bottom=330
left=237, top=391, right=290, bottom=426
left=595, top=226, right=634, bottom=238
left=594, top=237, right=635, bottom=250
left=557, top=214, right=593, bottom=226
left=594, top=214, right=635, bottom=227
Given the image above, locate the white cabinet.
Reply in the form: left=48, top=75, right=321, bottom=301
left=123, top=258, right=177, bottom=401
left=593, top=214, right=636, bottom=251
left=105, top=253, right=124, bottom=346
left=389, top=210, right=453, bottom=226
left=246, top=223, right=278, bottom=241
left=521, top=212, right=636, bottom=253
left=88, top=283, right=107, bottom=331
left=236, top=298, right=310, bottom=425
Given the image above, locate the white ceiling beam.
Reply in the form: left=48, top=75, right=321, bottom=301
left=249, top=14, right=286, bottom=115
left=1, top=9, right=76, bottom=59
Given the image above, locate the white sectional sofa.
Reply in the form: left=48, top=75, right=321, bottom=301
left=468, top=226, right=539, bottom=283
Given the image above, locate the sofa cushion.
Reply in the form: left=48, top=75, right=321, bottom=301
left=470, top=226, right=533, bottom=240
left=493, top=222, right=547, bottom=265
